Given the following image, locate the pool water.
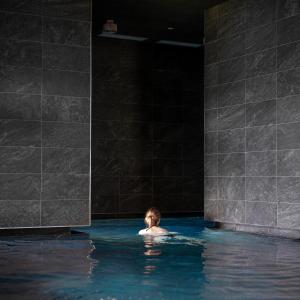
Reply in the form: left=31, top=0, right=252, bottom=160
left=0, top=218, right=299, bottom=300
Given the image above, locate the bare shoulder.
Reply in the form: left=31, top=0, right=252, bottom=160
left=152, top=226, right=169, bottom=235
left=138, top=229, right=147, bottom=235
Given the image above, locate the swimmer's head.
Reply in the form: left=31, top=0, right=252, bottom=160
left=144, top=207, right=161, bottom=228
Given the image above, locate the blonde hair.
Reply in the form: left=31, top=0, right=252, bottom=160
left=145, top=207, right=161, bottom=228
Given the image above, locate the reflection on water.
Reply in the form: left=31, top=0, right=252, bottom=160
left=0, top=236, right=97, bottom=300
left=200, top=229, right=300, bottom=300
left=0, top=219, right=299, bottom=300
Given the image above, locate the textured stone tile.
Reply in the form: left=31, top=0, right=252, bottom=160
left=218, top=80, right=245, bottom=107
left=277, top=122, right=300, bottom=150
left=204, top=177, right=218, bottom=200
left=218, top=9, right=246, bottom=38
left=92, top=139, right=119, bottom=160
left=0, top=174, right=40, bottom=200
left=121, top=121, right=153, bottom=140
left=43, top=17, right=90, bottom=47
left=0, top=200, right=40, bottom=228
left=277, top=41, right=300, bottom=71
left=246, top=177, right=276, bottom=202
left=119, top=194, right=152, bottom=213
left=204, top=5, right=219, bottom=24
left=43, top=69, right=90, bottom=97
left=122, top=104, right=153, bottom=122
left=278, top=203, right=300, bottom=229
left=0, top=39, right=42, bottom=68
left=277, top=15, right=300, bottom=45
left=246, top=100, right=276, bottom=127
left=276, top=0, right=300, bottom=19
left=277, top=68, right=300, bottom=97
left=246, top=49, right=276, bottom=78
left=92, top=195, right=118, bottom=214
left=277, top=150, right=300, bottom=176
left=0, top=65, right=41, bottom=94
left=121, top=176, right=152, bottom=194
left=42, top=148, right=89, bottom=174
left=0, top=147, right=40, bottom=173
left=183, top=176, right=202, bottom=194
left=278, top=177, right=300, bottom=203
left=204, top=154, right=218, bottom=176
left=153, top=177, right=182, bottom=195
left=205, top=41, right=218, bottom=65
left=92, top=158, right=119, bottom=176
left=217, top=33, right=245, bottom=61
left=184, top=160, right=203, bottom=176
left=204, top=200, right=218, bottom=220
left=277, top=95, right=300, bottom=124
left=120, top=159, right=152, bottom=176
left=205, top=63, right=218, bottom=86
left=204, top=16, right=218, bottom=42
left=119, top=140, right=152, bottom=159
left=245, top=202, right=276, bottom=226
left=218, top=128, right=245, bottom=153
left=218, top=177, right=245, bottom=200
left=0, top=120, right=40, bottom=147
left=92, top=102, right=120, bottom=121
left=205, top=87, right=218, bottom=109
left=246, top=24, right=276, bottom=53
left=41, top=200, right=89, bottom=226
left=42, top=95, right=89, bottom=123
left=0, top=12, right=41, bottom=41
left=42, top=173, right=89, bottom=200
left=43, top=44, right=90, bottom=72
left=205, top=132, right=218, bottom=154
left=92, top=121, right=120, bottom=140
left=153, top=193, right=183, bottom=212
left=246, top=125, right=276, bottom=151
left=218, top=153, right=245, bottom=176
left=153, top=159, right=182, bottom=176
left=246, top=74, right=276, bottom=103
left=218, top=200, right=245, bottom=223
left=218, top=105, right=245, bottom=130
left=246, top=151, right=276, bottom=176
left=219, top=0, right=245, bottom=16
left=154, top=105, right=182, bottom=123
left=246, top=0, right=276, bottom=28
left=182, top=194, right=203, bottom=212
left=0, top=0, right=41, bottom=14
left=153, top=142, right=182, bottom=159
left=42, top=0, right=91, bottom=21
left=218, top=57, right=245, bottom=84
left=0, top=93, right=40, bottom=121
left=205, top=109, right=218, bottom=132
left=42, top=122, right=89, bottom=148
left=92, top=176, right=119, bottom=196
left=183, top=142, right=203, bottom=159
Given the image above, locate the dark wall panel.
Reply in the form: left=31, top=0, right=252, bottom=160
left=204, top=0, right=300, bottom=237
left=92, top=38, right=203, bottom=216
left=0, top=0, right=91, bottom=229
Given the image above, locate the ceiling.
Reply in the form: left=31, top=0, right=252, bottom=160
left=93, top=0, right=223, bottom=43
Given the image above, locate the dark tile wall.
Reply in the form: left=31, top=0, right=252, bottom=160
left=204, top=0, right=300, bottom=234
left=0, top=0, right=91, bottom=228
left=92, top=39, right=203, bottom=216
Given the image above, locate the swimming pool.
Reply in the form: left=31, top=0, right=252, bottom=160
left=0, top=218, right=299, bottom=299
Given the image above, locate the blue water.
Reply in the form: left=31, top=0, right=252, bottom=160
left=0, top=218, right=299, bottom=300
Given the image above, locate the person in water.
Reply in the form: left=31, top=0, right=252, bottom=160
left=138, top=207, right=169, bottom=236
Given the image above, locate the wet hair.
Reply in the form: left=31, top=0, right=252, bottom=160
left=145, top=207, right=161, bottom=228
